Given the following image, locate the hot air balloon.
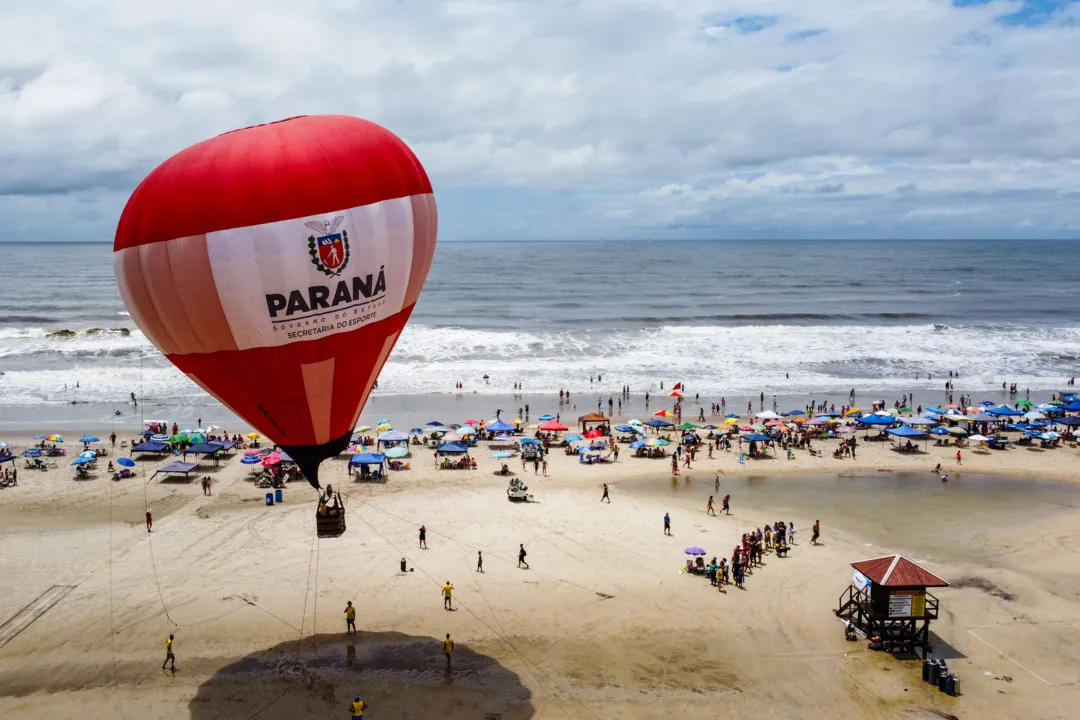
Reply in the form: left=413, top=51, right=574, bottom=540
left=114, top=115, right=437, bottom=495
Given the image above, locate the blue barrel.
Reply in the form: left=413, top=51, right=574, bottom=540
left=275, top=488, right=283, bottom=503
left=265, top=492, right=274, bottom=506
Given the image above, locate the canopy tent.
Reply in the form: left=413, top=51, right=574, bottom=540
left=644, top=418, right=674, bottom=428
left=900, top=416, right=937, bottom=426
left=742, top=433, right=771, bottom=442
left=485, top=419, right=515, bottom=433
left=186, top=442, right=225, bottom=455
left=131, top=441, right=168, bottom=454
left=437, top=442, right=469, bottom=454
left=377, top=429, right=409, bottom=443
left=577, top=412, right=609, bottom=431
left=1061, top=401, right=1080, bottom=412
left=987, top=405, right=1024, bottom=417
left=1056, top=417, right=1080, bottom=427
left=887, top=425, right=927, bottom=438
left=151, top=461, right=199, bottom=482
left=857, top=414, right=896, bottom=426
left=349, top=452, right=386, bottom=469
left=0, top=452, right=16, bottom=466
left=754, top=411, right=781, bottom=420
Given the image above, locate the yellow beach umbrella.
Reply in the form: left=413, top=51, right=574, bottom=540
left=245, top=432, right=261, bottom=439
left=844, top=408, right=861, bottom=416
left=724, top=418, right=739, bottom=425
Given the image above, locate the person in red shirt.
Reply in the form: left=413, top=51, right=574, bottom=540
left=811, top=520, right=820, bottom=545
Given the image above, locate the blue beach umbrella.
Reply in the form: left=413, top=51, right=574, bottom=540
left=79, top=435, right=99, bottom=444
left=684, top=547, right=706, bottom=556
left=564, top=434, right=584, bottom=442
left=614, top=424, right=637, bottom=433
left=241, top=455, right=262, bottom=465
left=409, top=428, right=425, bottom=435
left=71, top=456, right=93, bottom=465
left=725, top=413, right=740, bottom=419
left=539, top=414, right=555, bottom=421
left=702, top=424, right=718, bottom=429
left=79, top=450, right=96, bottom=459
left=629, top=439, right=647, bottom=449
left=426, top=421, right=445, bottom=427
left=930, top=426, right=950, bottom=435
left=117, top=457, right=136, bottom=467
left=384, top=446, right=409, bottom=458
left=786, top=410, right=806, bottom=416
left=491, top=451, right=513, bottom=459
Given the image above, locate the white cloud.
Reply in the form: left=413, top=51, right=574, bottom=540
left=1, top=0, right=1079, bottom=240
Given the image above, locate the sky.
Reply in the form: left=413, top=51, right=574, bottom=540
left=1, top=0, right=1079, bottom=241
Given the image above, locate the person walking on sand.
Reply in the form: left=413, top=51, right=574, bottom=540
left=476, top=550, right=483, bottom=573
left=722, top=494, right=730, bottom=515
left=955, top=449, right=962, bottom=465
left=811, top=520, right=821, bottom=546
left=162, top=634, right=176, bottom=670
left=601, top=483, right=610, bottom=503
left=344, top=601, right=357, bottom=633
left=443, top=633, right=454, bottom=672
left=664, top=512, right=672, bottom=536
left=542, top=459, right=548, bottom=476
left=706, top=495, right=716, bottom=516
left=145, top=509, right=153, bottom=533
left=518, top=543, right=529, bottom=569
left=350, top=695, right=367, bottom=719
left=419, top=524, right=427, bottom=549
left=442, top=580, right=454, bottom=610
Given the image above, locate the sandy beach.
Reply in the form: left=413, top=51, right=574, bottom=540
left=1, top=411, right=1079, bottom=720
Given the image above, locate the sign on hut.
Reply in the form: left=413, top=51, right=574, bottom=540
left=836, top=554, right=949, bottom=654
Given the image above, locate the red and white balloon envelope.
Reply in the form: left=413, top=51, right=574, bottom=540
left=114, top=115, right=437, bottom=490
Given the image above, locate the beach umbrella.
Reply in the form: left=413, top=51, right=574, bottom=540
left=584, top=429, right=603, bottom=439
left=539, top=420, right=569, bottom=431
left=947, top=427, right=968, bottom=435
left=844, top=408, right=861, bottom=416
left=79, top=450, right=97, bottom=459
left=786, top=410, right=806, bottom=416
left=667, top=390, right=683, bottom=398
left=754, top=411, right=781, bottom=420
left=491, top=451, right=513, bottom=459
left=46, top=435, right=63, bottom=443
left=968, top=434, right=989, bottom=443
left=168, top=433, right=188, bottom=443
left=246, top=432, right=261, bottom=440
left=348, top=444, right=367, bottom=453
left=462, top=419, right=480, bottom=425
left=518, top=438, right=540, bottom=445
left=22, top=448, right=42, bottom=457
left=1022, top=411, right=1046, bottom=421
left=930, top=426, right=949, bottom=435
left=684, top=547, right=706, bottom=556
left=241, top=454, right=262, bottom=465
left=837, top=426, right=856, bottom=434
left=33, top=434, right=47, bottom=440
left=117, top=457, right=136, bottom=467
left=788, top=417, right=806, bottom=424
left=897, top=406, right=912, bottom=413
left=538, top=414, right=555, bottom=421
left=203, top=425, right=220, bottom=432
left=725, top=413, right=740, bottom=419
left=564, top=434, right=584, bottom=442
left=629, top=439, right=647, bottom=449
left=262, top=454, right=282, bottom=467
left=764, top=419, right=784, bottom=427
left=653, top=410, right=676, bottom=418
left=384, top=446, right=409, bottom=458
left=724, top=418, right=739, bottom=425
left=457, top=426, right=476, bottom=435
left=1056, top=417, right=1080, bottom=427
left=677, top=422, right=698, bottom=430
left=738, top=425, right=754, bottom=432
left=1016, top=400, right=1033, bottom=408
left=71, top=456, right=92, bottom=465
left=654, top=438, right=671, bottom=446
left=425, top=421, right=446, bottom=428
left=702, top=424, right=719, bottom=429
left=79, top=435, right=100, bottom=444
left=614, top=424, right=637, bottom=433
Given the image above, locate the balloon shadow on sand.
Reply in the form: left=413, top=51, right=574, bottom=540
left=188, top=630, right=533, bottom=720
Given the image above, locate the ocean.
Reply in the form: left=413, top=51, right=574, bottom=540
left=0, top=239, right=1077, bottom=429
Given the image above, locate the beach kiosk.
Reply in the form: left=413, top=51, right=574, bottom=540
left=836, top=554, right=949, bottom=653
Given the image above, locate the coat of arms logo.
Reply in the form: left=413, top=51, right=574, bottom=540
left=306, top=216, right=349, bottom=276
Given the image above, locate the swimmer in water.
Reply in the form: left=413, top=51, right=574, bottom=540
left=940, top=474, right=948, bottom=482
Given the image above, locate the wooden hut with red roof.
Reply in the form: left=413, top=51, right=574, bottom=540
left=836, top=554, right=949, bottom=653
left=577, top=412, right=609, bottom=433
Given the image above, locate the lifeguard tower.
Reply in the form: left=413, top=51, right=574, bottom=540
left=836, top=554, right=949, bottom=653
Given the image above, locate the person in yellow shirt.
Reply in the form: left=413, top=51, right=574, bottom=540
left=344, top=601, right=356, bottom=634
left=162, top=634, right=176, bottom=670
left=443, top=633, right=454, bottom=671
left=442, top=581, right=454, bottom=610
left=349, top=695, right=366, bottom=719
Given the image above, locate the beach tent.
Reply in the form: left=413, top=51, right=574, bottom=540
left=1056, top=417, right=1080, bottom=427
left=1061, top=401, right=1080, bottom=412
left=644, top=418, right=674, bottom=428
left=986, top=405, right=1024, bottom=417
left=485, top=419, right=515, bottom=433
left=437, top=442, right=468, bottom=454
left=151, top=461, right=199, bottom=482
left=899, top=416, right=937, bottom=426
left=578, top=412, right=609, bottom=431
left=754, top=411, right=781, bottom=420
left=742, top=433, right=770, bottom=442
left=377, top=430, right=409, bottom=442
left=186, top=442, right=225, bottom=455
left=349, top=452, right=386, bottom=471
left=887, top=425, right=926, bottom=438
left=0, top=452, right=15, bottom=466
left=131, top=441, right=168, bottom=454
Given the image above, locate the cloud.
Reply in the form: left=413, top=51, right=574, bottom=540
left=1, top=0, right=1079, bottom=241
